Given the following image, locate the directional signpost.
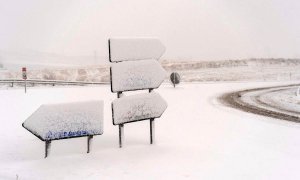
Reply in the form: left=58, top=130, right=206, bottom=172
left=109, top=38, right=167, bottom=147
left=22, top=67, right=27, bottom=93
left=112, top=93, right=167, bottom=125
left=109, top=38, right=166, bottom=62
left=111, top=59, right=167, bottom=92
left=22, top=101, right=104, bottom=158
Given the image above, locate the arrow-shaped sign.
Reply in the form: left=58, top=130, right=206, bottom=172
left=109, top=38, right=166, bottom=62
left=111, top=59, right=167, bottom=92
left=112, top=92, right=167, bottom=125
left=109, top=37, right=168, bottom=147
left=23, top=101, right=104, bottom=141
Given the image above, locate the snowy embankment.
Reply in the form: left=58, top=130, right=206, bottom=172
left=257, top=87, right=300, bottom=114
left=1, top=82, right=300, bottom=179
left=1, top=59, right=300, bottom=85
left=220, top=84, right=300, bottom=122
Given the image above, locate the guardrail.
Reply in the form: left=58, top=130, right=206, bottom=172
left=0, top=79, right=108, bottom=87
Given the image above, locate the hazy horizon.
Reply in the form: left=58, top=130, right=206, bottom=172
left=1, top=0, right=300, bottom=65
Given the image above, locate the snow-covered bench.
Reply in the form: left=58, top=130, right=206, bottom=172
left=22, top=101, right=104, bottom=158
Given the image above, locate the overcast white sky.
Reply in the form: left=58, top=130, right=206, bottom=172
left=0, top=0, right=299, bottom=62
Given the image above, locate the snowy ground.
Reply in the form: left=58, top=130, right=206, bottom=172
left=257, top=87, right=300, bottom=115
left=1, top=82, right=300, bottom=179
left=240, top=86, right=300, bottom=117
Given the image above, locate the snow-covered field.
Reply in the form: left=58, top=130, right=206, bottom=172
left=2, top=59, right=300, bottom=83
left=1, top=82, right=300, bottom=179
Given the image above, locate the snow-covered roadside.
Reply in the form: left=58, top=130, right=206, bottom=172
left=240, top=86, right=300, bottom=118
left=1, top=82, right=300, bottom=179
left=258, top=87, right=300, bottom=114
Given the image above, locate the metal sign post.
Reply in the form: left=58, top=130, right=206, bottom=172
left=22, top=67, right=27, bottom=93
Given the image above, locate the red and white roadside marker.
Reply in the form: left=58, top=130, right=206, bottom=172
left=22, top=67, right=27, bottom=93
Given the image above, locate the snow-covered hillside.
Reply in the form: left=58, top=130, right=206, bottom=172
left=0, top=66, right=110, bottom=82
left=1, top=59, right=300, bottom=84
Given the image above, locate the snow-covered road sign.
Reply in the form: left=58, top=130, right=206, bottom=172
left=111, top=59, right=167, bottom=92
left=170, top=72, right=180, bottom=88
left=112, top=92, right=167, bottom=125
left=109, top=38, right=166, bottom=62
left=22, top=101, right=104, bottom=157
left=109, top=37, right=167, bottom=148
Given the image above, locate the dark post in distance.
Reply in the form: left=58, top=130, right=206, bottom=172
left=170, top=72, right=180, bottom=88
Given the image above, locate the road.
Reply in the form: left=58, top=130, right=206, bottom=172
left=219, top=83, right=300, bottom=122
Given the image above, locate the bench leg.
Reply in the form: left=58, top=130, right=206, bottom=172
left=45, top=140, right=51, bottom=158
left=150, top=118, right=155, bottom=144
left=87, top=135, right=93, bottom=153
left=119, top=124, right=124, bottom=148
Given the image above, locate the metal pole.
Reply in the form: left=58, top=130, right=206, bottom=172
left=150, top=118, right=155, bottom=144
left=45, top=140, right=51, bottom=158
left=173, top=73, right=175, bottom=88
left=117, top=92, right=123, bottom=98
left=24, top=79, right=27, bottom=93
left=87, top=135, right=93, bottom=153
left=117, top=92, right=124, bottom=148
left=119, top=124, right=124, bottom=148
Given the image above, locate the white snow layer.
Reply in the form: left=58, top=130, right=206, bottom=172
left=111, top=59, right=167, bottom=92
left=1, top=82, right=300, bottom=179
left=109, top=38, right=166, bottom=62
left=23, top=101, right=103, bottom=140
left=257, top=87, right=300, bottom=115
left=240, top=87, right=300, bottom=117
left=112, top=92, right=167, bottom=125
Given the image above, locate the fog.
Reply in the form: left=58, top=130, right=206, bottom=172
left=0, top=0, right=300, bottom=63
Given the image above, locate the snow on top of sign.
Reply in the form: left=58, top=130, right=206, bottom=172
left=111, top=59, right=167, bottom=92
left=109, top=38, right=166, bottom=62
left=23, top=101, right=103, bottom=141
left=112, top=92, right=167, bottom=125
